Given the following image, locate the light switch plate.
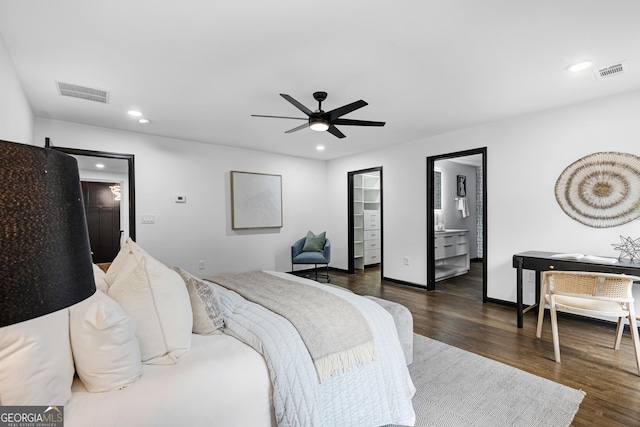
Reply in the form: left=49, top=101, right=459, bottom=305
left=142, top=215, right=155, bottom=224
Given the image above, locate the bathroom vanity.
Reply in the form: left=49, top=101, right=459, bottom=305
left=434, top=229, right=470, bottom=281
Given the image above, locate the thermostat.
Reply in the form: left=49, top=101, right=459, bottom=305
left=175, top=194, right=187, bottom=203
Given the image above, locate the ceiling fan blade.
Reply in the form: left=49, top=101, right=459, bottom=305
left=332, top=118, right=386, bottom=127
left=327, top=125, right=346, bottom=139
left=251, top=114, right=307, bottom=120
left=280, top=94, right=313, bottom=116
left=326, top=100, right=368, bottom=121
left=285, top=123, right=309, bottom=134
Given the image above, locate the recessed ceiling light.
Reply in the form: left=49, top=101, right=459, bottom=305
left=95, top=163, right=105, bottom=169
left=316, top=145, right=325, bottom=151
left=138, top=118, right=150, bottom=124
left=568, top=60, right=593, bottom=72
left=127, top=110, right=143, bottom=117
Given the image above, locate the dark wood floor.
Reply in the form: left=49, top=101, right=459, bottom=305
left=432, top=259, right=484, bottom=300
left=328, top=266, right=640, bottom=427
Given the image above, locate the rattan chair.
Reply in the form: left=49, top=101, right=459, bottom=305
left=536, top=270, right=640, bottom=375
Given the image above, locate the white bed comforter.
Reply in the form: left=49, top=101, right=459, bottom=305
left=213, top=271, right=416, bottom=427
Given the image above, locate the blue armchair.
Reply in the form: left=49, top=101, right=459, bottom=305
left=291, top=237, right=331, bottom=282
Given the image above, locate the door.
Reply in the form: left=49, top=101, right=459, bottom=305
left=82, top=181, right=122, bottom=263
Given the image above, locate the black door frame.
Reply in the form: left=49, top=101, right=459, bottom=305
left=427, top=148, right=487, bottom=301
left=347, top=166, right=383, bottom=276
left=53, top=146, right=136, bottom=241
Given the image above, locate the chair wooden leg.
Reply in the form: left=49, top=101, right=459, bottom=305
left=550, top=299, right=561, bottom=363
left=614, top=317, right=624, bottom=350
left=536, top=297, right=545, bottom=338
left=627, top=305, right=640, bottom=376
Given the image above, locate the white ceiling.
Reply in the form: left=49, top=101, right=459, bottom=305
left=1, top=1, right=640, bottom=160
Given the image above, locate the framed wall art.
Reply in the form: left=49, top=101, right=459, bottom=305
left=457, top=175, right=467, bottom=197
left=231, top=171, right=283, bottom=229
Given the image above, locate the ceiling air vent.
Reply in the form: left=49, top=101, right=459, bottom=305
left=594, top=61, right=628, bottom=80
left=56, top=81, right=110, bottom=103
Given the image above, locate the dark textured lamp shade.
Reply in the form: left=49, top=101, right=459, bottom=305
left=0, top=140, right=96, bottom=327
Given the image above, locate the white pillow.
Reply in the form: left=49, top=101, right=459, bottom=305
left=0, top=308, right=74, bottom=405
left=175, top=268, right=224, bottom=335
left=104, top=238, right=147, bottom=287
left=109, top=253, right=193, bottom=365
left=92, top=263, right=109, bottom=294
left=69, top=290, right=142, bottom=392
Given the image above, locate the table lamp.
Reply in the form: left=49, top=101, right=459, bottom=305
left=0, top=139, right=96, bottom=327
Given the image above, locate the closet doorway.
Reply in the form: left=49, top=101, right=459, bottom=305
left=347, top=167, right=383, bottom=277
left=427, top=148, right=487, bottom=301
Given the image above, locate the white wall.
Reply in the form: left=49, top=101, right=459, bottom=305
left=0, top=34, right=34, bottom=143
left=326, top=89, right=640, bottom=305
left=35, top=118, right=328, bottom=276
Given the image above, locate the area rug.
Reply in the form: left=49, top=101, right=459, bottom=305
left=389, top=334, right=585, bottom=427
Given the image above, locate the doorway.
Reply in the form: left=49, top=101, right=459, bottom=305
left=348, top=167, right=383, bottom=277
left=427, top=148, right=487, bottom=301
left=53, top=147, right=136, bottom=242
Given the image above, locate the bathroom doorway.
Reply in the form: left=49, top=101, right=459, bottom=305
left=427, top=148, right=487, bottom=301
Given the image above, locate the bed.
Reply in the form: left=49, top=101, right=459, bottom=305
left=67, top=333, right=275, bottom=426
left=57, top=239, right=415, bottom=426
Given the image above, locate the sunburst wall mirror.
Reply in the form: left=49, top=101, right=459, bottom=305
left=554, top=151, right=640, bottom=228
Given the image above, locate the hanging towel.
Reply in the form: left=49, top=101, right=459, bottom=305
left=457, top=197, right=470, bottom=218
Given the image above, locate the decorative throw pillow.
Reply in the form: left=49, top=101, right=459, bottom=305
left=175, top=268, right=224, bottom=335
left=92, top=263, right=109, bottom=294
left=302, top=230, right=326, bottom=252
left=0, top=308, right=74, bottom=405
left=109, top=253, right=192, bottom=365
left=104, top=238, right=147, bottom=287
left=69, top=290, right=142, bottom=392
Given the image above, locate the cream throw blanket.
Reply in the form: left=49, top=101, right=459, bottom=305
left=208, top=271, right=376, bottom=382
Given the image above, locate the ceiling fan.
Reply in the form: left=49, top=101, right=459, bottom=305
left=252, top=92, right=385, bottom=139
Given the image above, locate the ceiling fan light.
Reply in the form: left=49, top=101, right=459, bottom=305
left=310, top=119, right=329, bottom=132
